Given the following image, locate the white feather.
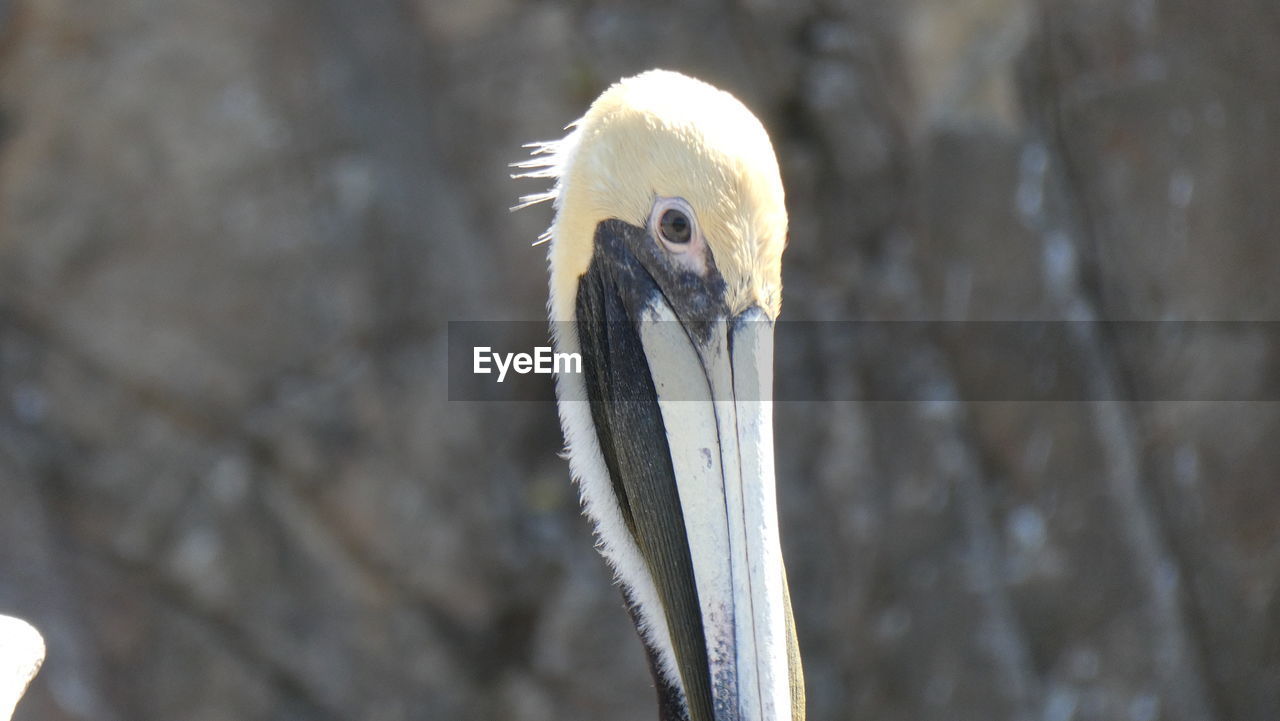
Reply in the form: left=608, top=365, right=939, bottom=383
left=516, top=124, right=685, bottom=693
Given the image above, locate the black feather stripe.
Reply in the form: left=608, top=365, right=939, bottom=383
left=575, top=221, right=715, bottom=721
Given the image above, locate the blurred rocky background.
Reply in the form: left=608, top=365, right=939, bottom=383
left=1, top=0, right=1277, bottom=719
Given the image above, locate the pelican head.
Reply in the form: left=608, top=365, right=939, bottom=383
left=517, top=69, right=803, bottom=721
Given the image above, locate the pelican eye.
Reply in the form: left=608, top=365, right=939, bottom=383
left=659, top=209, right=691, bottom=244
left=649, top=197, right=701, bottom=260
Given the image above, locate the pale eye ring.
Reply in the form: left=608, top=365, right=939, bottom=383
left=649, top=197, right=700, bottom=254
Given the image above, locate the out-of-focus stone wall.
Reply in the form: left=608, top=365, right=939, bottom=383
left=1, top=1, right=1276, bottom=719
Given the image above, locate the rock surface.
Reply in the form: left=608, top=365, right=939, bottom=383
left=0, top=1, right=1276, bottom=720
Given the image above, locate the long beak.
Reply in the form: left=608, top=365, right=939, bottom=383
left=638, top=305, right=802, bottom=721
left=572, top=221, right=803, bottom=721
left=570, top=218, right=798, bottom=721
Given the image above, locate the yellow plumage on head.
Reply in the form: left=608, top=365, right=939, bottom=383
left=516, top=69, right=788, bottom=323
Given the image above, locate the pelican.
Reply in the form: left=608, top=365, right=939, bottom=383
left=516, top=70, right=803, bottom=721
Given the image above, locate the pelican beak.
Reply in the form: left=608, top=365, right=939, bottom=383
left=574, top=221, right=803, bottom=721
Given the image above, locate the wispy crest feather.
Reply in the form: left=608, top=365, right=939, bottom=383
left=511, top=132, right=580, bottom=245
